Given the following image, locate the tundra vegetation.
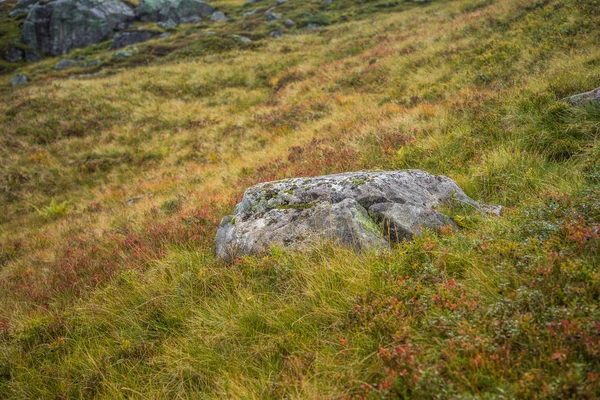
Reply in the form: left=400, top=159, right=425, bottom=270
left=0, top=0, right=599, bottom=397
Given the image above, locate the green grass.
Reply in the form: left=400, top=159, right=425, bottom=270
left=0, top=0, right=599, bottom=397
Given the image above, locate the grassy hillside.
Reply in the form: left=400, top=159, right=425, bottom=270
left=0, top=0, right=599, bottom=397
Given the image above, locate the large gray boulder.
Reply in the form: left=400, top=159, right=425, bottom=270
left=561, top=87, right=600, bottom=106
left=215, top=170, right=502, bottom=262
left=21, top=0, right=134, bottom=56
left=136, top=0, right=214, bottom=23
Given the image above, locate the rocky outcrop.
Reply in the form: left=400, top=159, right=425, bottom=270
left=215, top=170, right=502, bottom=262
left=21, top=0, right=134, bottom=56
left=136, top=0, right=213, bottom=23
left=562, top=87, right=600, bottom=106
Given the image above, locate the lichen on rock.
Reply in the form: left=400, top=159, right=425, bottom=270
left=215, top=170, right=502, bottom=262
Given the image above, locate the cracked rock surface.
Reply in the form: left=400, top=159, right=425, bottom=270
left=22, top=0, right=134, bottom=56
left=215, top=170, right=502, bottom=262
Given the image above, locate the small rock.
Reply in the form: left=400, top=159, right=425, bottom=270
left=126, top=196, right=143, bottom=205
left=114, top=47, right=137, bottom=58
left=157, top=19, right=178, bottom=28
left=55, top=58, right=79, bottom=70
left=4, top=47, right=23, bottom=63
left=307, top=23, right=319, bottom=30
left=238, top=36, right=252, bottom=43
left=266, top=12, right=281, bottom=21
left=24, top=49, right=42, bottom=62
left=276, top=0, right=287, bottom=4
left=242, top=8, right=257, bottom=16
left=10, top=74, right=29, bottom=87
left=85, top=60, right=100, bottom=67
left=210, top=11, right=227, bottom=21
left=159, top=32, right=172, bottom=38
left=283, top=18, right=295, bottom=28
left=269, top=30, right=282, bottom=37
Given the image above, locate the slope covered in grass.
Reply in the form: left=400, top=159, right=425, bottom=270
left=0, top=0, right=599, bottom=397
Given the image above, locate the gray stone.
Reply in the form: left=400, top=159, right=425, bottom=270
left=561, top=87, right=600, bottom=106
left=283, top=18, right=295, bottom=28
left=181, top=15, right=202, bottom=23
left=55, top=58, right=79, bottom=70
left=4, top=47, right=23, bottom=63
left=276, top=0, right=287, bottom=4
left=243, top=9, right=257, bottom=16
left=5, top=47, right=42, bottom=63
left=22, top=0, right=134, bottom=56
left=268, top=30, right=282, bottom=37
left=157, top=19, right=178, bottom=29
left=215, top=170, right=502, bottom=262
left=112, top=30, right=161, bottom=49
left=14, top=0, right=38, bottom=11
left=9, top=0, right=38, bottom=17
left=136, top=0, right=213, bottom=23
left=307, top=23, right=319, bottom=30
left=24, top=49, right=42, bottom=62
left=114, top=46, right=137, bottom=58
left=266, top=12, right=281, bottom=21
left=10, top=74, right=29, bottom=87
left=210, top=11, right=227, bottom=21
left=238, top=36, right=252, bottom=43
